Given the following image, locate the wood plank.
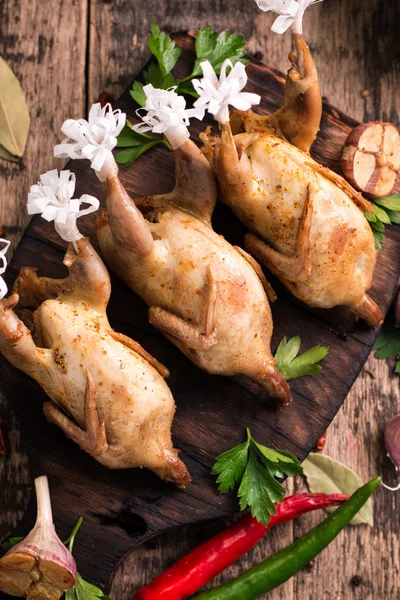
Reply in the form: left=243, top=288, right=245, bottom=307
left=0, top=0, right=88, bottom=539
left=84, top=4, right=400, bottom=600
left=1, top=28, right=399, bottom=600
left=1, top=0, right=399, bottom=598
left=0, top=0, right=88, bottom=253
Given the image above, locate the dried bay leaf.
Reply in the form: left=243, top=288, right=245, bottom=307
left=0, top=144, right=20, bottom=162
left=302, top=453, right=374, bottom=526
left=0, top=57, right=30, bottom=159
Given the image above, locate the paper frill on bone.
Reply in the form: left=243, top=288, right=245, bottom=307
left=27, top=169, right=99, bottom=243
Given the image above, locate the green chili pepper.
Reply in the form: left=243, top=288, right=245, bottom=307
left=194, top=477, right=380, bottom=600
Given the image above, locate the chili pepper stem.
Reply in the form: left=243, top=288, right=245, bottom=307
left=194, top=478, right=380, bottom=600
left=132, top=493, right=349, bottom=600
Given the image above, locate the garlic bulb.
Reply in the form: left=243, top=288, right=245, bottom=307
left=0, top=476, right=77, bottom=599
left=383, top=414, right=400, bottom=492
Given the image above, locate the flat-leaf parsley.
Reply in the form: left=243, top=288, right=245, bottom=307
left=212, top=428, right=302, bottom=526
left=274, top=336, right=328, bottom=381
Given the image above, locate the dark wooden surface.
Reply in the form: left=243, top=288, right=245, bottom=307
left=1, top=1, right=399, bottom=598
left=0, top=33, right=400, bottom=597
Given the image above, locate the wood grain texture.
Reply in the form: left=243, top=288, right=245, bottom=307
left=0, top=392, right=30, bottom=542
left=0, top=0, right=88, bottom=538
left=0, top=0, right=88, bottom=253
left=1, top=1, right=399, bottom=599
left=3, top=40, right=399, bottom=600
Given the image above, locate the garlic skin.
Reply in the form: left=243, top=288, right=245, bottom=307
left=0, top=476, right=77, bottom=599
left=382, top=414, right=400, bottom=492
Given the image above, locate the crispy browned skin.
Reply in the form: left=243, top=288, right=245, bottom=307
left=203, top=34, right=382, bottom=327
left=0, top=238, right=189, bottom=486
left=96, top=139, right=291, bottom=403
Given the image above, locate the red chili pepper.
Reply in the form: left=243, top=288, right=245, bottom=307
left=133, top=492, right=348, bottom=600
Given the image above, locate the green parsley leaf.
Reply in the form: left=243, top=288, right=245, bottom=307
left=372, top=203, right=391, bottom=224
left=373, top=230, right=385, bottom=244
left=373, top=324, right=400, bottom=359
left=148, top=19, right=181, bottom=79
left=211, top=438, right=249, bottom=494
left=373, top=234, right=382, bottom=252
left=64, top=517, right=83, bottom=553
left=116, top=123, right=155, bottom=148
left=130, top=82, right=147, bottom=107
left=254, top=443, right=302, bottom=478
left=175, top=79, right=199, bottom=99
left=123, top=22, right=248, bottom=162
left=238, top=446, right=280, bottom=523
left=374, top=193, right=400, bottom=212
left=129, top=22, right=247, bottom=105
left=386, top=208, right=400, bottom=224
left=143, top=63, right=175, bottom=90
left=366, top=196, right=400, bottom=251
left=370, top=219, right=385, bottom=233
left=115, top=122, right=171, bottom=167
left=274, top=336, right=328, bottom=381
left=364, top=210, right=376, bottom=223
left=0, top=536, right=24, bottom=551
left=65, top=574, right=112, bottom=600
left=373, top=312, right=400, bottom=374
left=212, top=428, right=302, bottom=526
left=129, top=20, right=182, bottom=110
left=195, top=25, right=218, bottom=61
left=191, top=29, right=248, bottom=79
left=115, top=142, right=161, bottom=166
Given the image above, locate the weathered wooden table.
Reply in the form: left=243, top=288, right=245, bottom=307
left=0, top=1, right=399, bottom=598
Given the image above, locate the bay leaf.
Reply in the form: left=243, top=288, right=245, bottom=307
left=0, top=143, right=20, bottom=162
left=302, top=453, right=374, bottom=526
left=0, top=57, right=30, bottom=158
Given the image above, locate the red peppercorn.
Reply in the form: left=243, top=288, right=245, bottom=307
left=315, top=431, right=327, bottom=452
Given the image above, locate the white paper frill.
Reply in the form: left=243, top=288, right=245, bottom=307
left=54, top=103, right=126, bottom=178
left=192, top=60, right=260, bottom=125
left=133, top=85, right=204, bottom=150
left=255, top=0, right=322, bottom=34
left=27, top=170, right=99, bottom=243
left=0, top=238, right=10, bottom=299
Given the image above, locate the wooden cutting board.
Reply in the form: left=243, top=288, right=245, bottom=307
left=1, top=32, right=400, bottom=595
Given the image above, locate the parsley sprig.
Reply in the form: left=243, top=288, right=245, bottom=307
left=364, top=194, right=400, bottom=251
left=65, top=575, right=112, bottom=600
left=130, top=20, right=182, bottom=106
left=116, top=21, right=248, bottom=166
left=64, top=518, right=112, bottom=600
left=0, top=536, right=24, bottom=551
left=131, top=21, right=248, bottom=107
left=274, top=336, right=329, bottom=381
left=186, top=26, right=248, bottom=88
left=212, top=428, right=303, bottom=526
left=1, top=519, right=112, bottom=600
left=373, top=317, right=400, bottom=374
left=115, top=120, right=170, bottom=167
